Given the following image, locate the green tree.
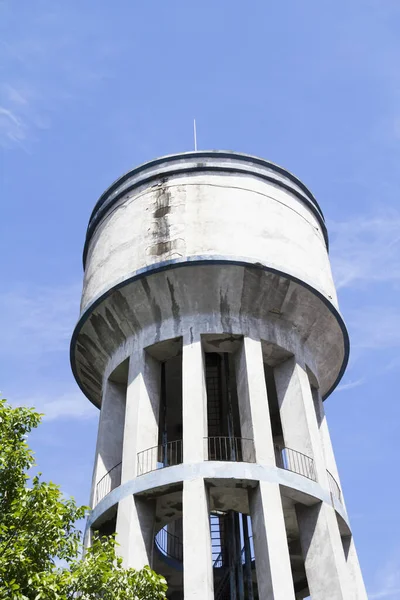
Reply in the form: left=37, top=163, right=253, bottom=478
left=0, top=398, right=167, bottom=599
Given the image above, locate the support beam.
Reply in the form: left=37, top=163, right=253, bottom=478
left=183, top=478, right=214, bottom=599
left=250, top=482, right=296, bottom=599
left=120, top=349, right=161, bottom=482
left=116, top=496, right=156, bottom=569
left=274, top=357, right=328, bottom=486
left=342, top=536, right=368, bottom=600
left=115, top=349, right=161, bottom=567
left=296, top=502, right=351, bottom=600
left=182, top=336, right=207, bottom=463
left=235, top=337, right=276, bottom=465
left=90, top=379, right=126, bottom=508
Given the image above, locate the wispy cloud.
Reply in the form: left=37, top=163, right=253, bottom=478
left=336, top=378, right=365, bottom=392
left=347, top=306, right=400, bottom=350
left=0, top=282, right=81, bottom=358
left=369, top=550, right=400, bottom=599
left=0, top=4, right=118, bottom=148
left=11, top=389, right=97, bottom=422
left=329, top=212, right=400, bottom=290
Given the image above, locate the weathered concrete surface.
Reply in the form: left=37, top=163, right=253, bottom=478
left=115, top=495, right=155, bottom=569
left=120, top=349, right=160, bottom=482
left=296, top=502, right=351, bottom=599
left=182, top=336, right=207, bottom=463
left=73, top=151, right=366, bottom=597
left=250, top=482, right=296, bottom=599
left=342, top=535, right=368, bottom=600
left=82, top=167, right=334, bottom=311
left=90, top=380, right=125, bottom=507
left=72, top=264, right=347, bottom=407
left=275, top=357, right=329, bottom=487
left=235, top=337, right=276, bottom=465
left=182, top=478, right=214, bottom=599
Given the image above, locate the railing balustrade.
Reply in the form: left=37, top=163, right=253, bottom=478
left=95, top=461, right=122, bottom=505
left=274, top=444, right=316, bottom=482
left=327, top=470, right=342, bottom=502
left=205, top=436, right=256, bottom=463
left=155, top=525, right=183, bottom=562
left=137, top=439, right=183, bottom=476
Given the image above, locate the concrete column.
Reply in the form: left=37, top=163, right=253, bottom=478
left=235, top=337, right=275, bottom=465
left=182, top=335, right=207, bottom=463
left=250, top=482, right=296, bottom=599
left=313, top=389, right=367, bottom=598
left=117, top=496, right=156, bottom=569
left=120, top=349, right=161, bottom=482
left=115, top=349, right=161, bottom=568
left=183, top=478, right=214, bottom=599
left=312, top=387, right=343, bottom=495
left=90, top=379, right=126, bottom=507
left=296, top=502, right=351, bottom=600
left=274, top=357, right=328, bottom=486
left=342, top=536, right=368, bottom=600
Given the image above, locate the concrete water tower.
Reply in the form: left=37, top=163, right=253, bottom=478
left=71, top=151, right=367, bottom=599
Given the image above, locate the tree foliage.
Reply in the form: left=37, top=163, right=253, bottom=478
left=0, top=399, right=167, bottom=599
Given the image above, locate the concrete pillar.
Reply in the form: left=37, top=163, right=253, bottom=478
left=90, top=379, right=126, bottom=507
left=182, top=335, right=207, bottom=463
left=312, top=387, right=343, bottom=495
left=296, top=502, right=351, bottom=600
left=313, top=388, right=367, bottom=598
left=250, top=482, right=296, bottom=599
left=274, top=357, right=328, bottom=486
left=342, top=536, right=368, bottom=600
left=235, top=337, right=275, bottom=465
left=120, top=349, right=161, bottom=481
left=115, top=349, right=161, bottom=567
left=183, top=478, right=214, bottom=599
left=116, top=496, right=156, bottom=569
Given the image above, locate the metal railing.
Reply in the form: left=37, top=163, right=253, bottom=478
left=95, top=461, right=122, bottom=505
left=205, top=437, right=256, bottom=463
left=327, top=470, right=342, bottom=502
left=137, top=439, right=182, bottom=476
left=155, top=526, right=183, bottom=562
left=274, top=444, right=316, bottom=482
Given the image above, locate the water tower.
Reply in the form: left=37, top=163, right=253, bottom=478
left=71, top=151, right=367, bottom=599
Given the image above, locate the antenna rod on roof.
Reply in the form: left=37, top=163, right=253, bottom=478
left=193, top=118, right=197, bottom=151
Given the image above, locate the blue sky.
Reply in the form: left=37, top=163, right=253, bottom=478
left=1, top=0, right=399, bottom=596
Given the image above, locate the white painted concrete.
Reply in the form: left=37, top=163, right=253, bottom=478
left=235, top=337, right=276, bottom=465
left=90, top=379, right=125, bottom=507
left=120, top=348, right=161, bottom=482
left=116, top=495, right=156, bottom=569
left=182, top=336, right=207, bottom=463
left=250, top=482, right=296, bottom=599
left=296, top=502, right=352, bottom=599
left=342, top=536, right=369, bottom=600
left=74, top=152, right=366, bottom=598
left=275, top=357, right=329, bottom=487
left=82, top=171, right=336, bottom=313
left=183, top=478, right=214, bottom=599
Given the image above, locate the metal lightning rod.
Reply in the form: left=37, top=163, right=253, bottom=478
left=193, top=118, right=197, bottom=151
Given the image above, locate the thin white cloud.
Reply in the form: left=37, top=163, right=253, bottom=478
left=11, top=390, right=97, bottom=422
left=329, top=212, right=400, bottom=290
left=335, top=378, right=365, bottom=392
left=0, top=4, right=118, bottom=148
left=0, top=282, right=81, bottom=358
left=369, top=550, right=400, bottom=599
left=348, top=306, right=400, bottom=350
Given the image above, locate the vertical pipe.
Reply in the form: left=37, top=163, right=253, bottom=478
left=224, top=353, right=236, bottom=461
left=243, top=514, right=254, bottom=600
left=161, top=362, right=168, bottom=466
left=234, top=512, right=245, bottom=600
left=228, top=512, right=237, bottom=600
